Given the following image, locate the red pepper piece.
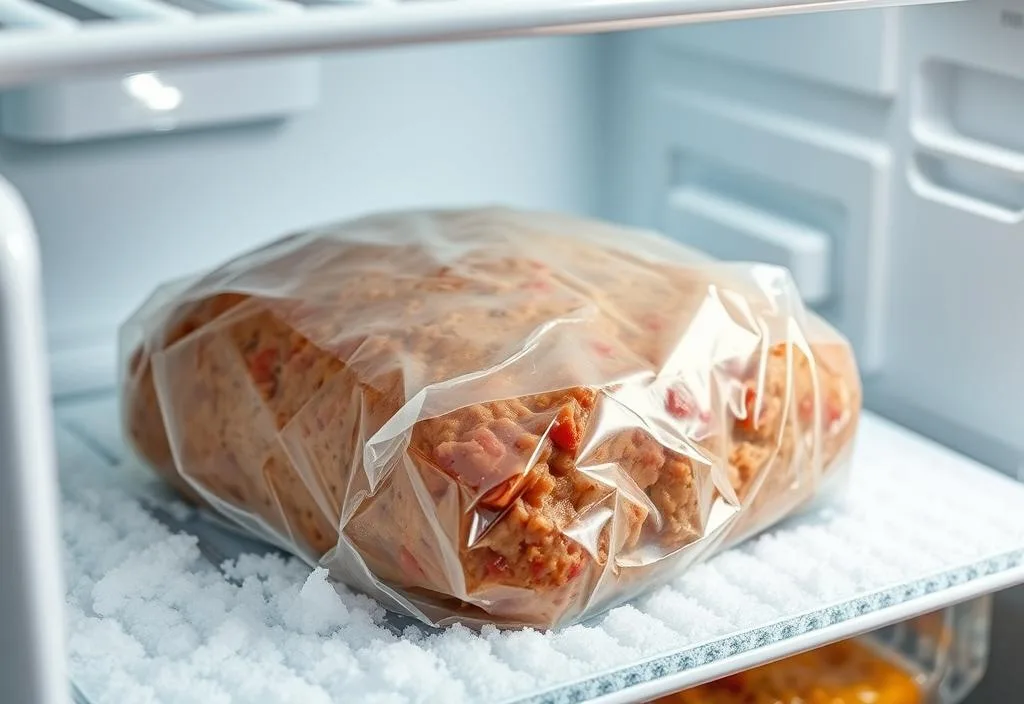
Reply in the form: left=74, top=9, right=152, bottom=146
left=549, top=405, right=581, bottom=452
left=736, top=387, right=760, bottom=432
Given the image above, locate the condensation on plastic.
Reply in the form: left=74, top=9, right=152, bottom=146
left=655, top=597, right=992, bottom=704
left=119, top=207, right=862, bottom=629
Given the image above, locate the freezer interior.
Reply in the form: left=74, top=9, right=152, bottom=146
left=3, top=0, right=1024, bottom=700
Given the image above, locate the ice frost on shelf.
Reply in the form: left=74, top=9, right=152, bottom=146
left=59, top=413, right=1024, bottom=704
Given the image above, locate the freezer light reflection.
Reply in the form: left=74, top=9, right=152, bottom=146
left=122, top=72, right=182, bottom=112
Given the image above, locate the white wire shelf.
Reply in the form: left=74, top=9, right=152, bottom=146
left=0, top=0, right=959, bottom=88
left=56, top=395, right=1024, bottom=704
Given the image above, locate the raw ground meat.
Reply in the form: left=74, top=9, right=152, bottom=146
left=122, top=207, right=861, bottom=628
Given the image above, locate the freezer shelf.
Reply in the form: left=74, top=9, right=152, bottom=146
left=0, top=0, right=959, bottom=89
left=56, top=395, right=1024, bottom=704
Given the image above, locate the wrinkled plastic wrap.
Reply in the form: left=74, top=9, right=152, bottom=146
left=120, top=207, right=862, bottom=629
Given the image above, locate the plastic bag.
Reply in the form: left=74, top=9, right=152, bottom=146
left=120, top=207, right=862, bottom=629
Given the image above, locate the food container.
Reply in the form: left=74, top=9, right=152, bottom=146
left=654, top=597, right=992, bottom=704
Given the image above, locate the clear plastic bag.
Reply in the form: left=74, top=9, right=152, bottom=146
left=120, top=207, right=862, bottom=629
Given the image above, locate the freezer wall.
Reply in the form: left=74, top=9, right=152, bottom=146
left=0, top=36, right=601, bottom=395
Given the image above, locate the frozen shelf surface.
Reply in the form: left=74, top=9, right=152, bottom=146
left=0, top=0, right=958, bottom=88
left=56, top=396, right=1024, bottom=704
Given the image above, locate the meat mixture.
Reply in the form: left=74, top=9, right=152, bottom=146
left=123, top=208, right=860, bottom=625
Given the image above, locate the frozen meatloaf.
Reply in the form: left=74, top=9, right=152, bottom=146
left=121, top=207, right=861, bottom=628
